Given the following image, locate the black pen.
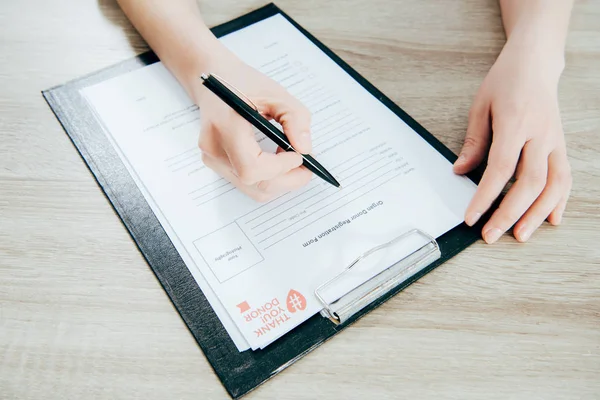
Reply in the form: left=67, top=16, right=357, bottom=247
left=200, top=73, right=340, bottom=188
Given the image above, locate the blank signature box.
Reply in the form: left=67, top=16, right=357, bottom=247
left=193, top=222, right=264, bottom=283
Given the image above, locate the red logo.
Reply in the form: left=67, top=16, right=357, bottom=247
left=236, top=301, right=250, bottom=313
left=286, top=289, right=307, bottom=313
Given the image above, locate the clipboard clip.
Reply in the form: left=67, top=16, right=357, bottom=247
left=314, top=229, right=441, bottom=325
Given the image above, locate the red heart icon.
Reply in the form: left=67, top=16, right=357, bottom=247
left=286, top=289, right=307, bottom=313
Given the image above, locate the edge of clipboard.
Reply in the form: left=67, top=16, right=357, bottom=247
left=42, top=3, right=487, bottom=398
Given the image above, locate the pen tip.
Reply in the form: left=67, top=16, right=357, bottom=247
left=200, top=73, right=208, bottom=80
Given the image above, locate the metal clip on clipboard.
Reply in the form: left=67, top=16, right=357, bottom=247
left=315, top=229, right=441, bottom=325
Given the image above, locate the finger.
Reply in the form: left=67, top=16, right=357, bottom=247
left=454, top=94, right=491, bottom=175
left=202, top=153, right=275, bottom=202
left=481, top=139, right=549, bottom=243
left=512, top=185, right=561, bottom=243
left=464, top=120, right=525, bottom=227
left=513, top=150, right=572, bottom=240
left=256, top=166, right=313, bottom=196
left=198, top=122, right=228, bottom=159
left=218, top=119, right=303, bottom=184
left=217, top=117, right=263, bottom=174
left=547, top=150, right=572, bottom=226
left=201, top=152, right=236, bottom=186
left=254, top=151, right=304, bottom=182
left=548, top=195, right=569, bottom=226
left=204, top=152, right=311, bottom=202
left=514, top=191, right=561, bottom=242
left=260, top=93, right=313, bottom=154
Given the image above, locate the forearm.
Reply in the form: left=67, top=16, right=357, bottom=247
left=116, top=0, right=227, bottom=103
left=499, top=0, right=574, bottom=71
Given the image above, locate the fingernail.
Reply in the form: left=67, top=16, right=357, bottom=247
left=483, top=228, right=502, bottom=244
left=517, top=224, right=531, bottom=242
left=454, top=154, right=466, bottom=166
left=298, top=131, right=312, bottom=153
left=465, top=211, right=482, bottom=226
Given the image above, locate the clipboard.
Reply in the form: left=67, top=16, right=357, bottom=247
left=42, top=3, right=486, bottom=398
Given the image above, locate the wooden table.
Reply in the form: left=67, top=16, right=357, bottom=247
left=1, top=0, right=598, bottom=398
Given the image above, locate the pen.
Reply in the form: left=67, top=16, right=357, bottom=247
left=200, top=73, right=340, bottom=188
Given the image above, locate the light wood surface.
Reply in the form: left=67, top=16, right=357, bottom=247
left=1, top=0, right=598, bottom=399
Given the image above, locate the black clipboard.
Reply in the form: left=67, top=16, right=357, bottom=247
left=43, top=4, right=485, bottom=398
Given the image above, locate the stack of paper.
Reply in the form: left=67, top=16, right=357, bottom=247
left=82, top=14, right=476, bottom=351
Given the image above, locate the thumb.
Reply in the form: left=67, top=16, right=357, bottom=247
left=263, top=95, right=313, bottom=154
left=454, top=98, right=491, bottom=175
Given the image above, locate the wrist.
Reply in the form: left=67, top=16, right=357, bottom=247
left=503, top=23, right=566, bottom=84
left=181, top=39, right=243, bottom=105
left=506, top=18, right=566, bottom=70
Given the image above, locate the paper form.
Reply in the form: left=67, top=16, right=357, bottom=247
left=81, top=14, right=477, bottom=350
left=85, top=98, right=250, bottom=351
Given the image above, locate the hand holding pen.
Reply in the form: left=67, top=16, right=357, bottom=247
left=201, top=73, right=339, bottom=189
left=193, top=55, right=320, bottom=202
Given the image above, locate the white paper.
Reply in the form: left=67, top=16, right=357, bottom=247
left=81, top=14, right=476, bottom=351
left=86, top=100, right=250, bottom=350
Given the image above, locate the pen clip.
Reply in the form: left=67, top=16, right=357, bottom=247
left=201, top=73, right=260, bottom=113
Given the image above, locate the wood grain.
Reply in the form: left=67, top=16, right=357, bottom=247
left=1, top=0, right=598, bottom=399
